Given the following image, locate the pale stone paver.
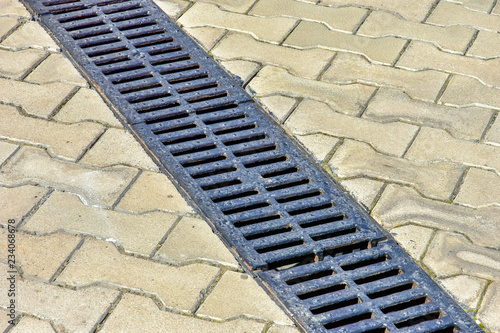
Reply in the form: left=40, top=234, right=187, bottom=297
left=441, top=74, right=500, bottom=108
left=285, top=99, right=418, bottom=156
left=322, top=52, right=448, bottom=101
left=0, top=229, right=80, bottom=280
left=447, top=0, right=495, bottom=12
left=250, top=0, right=367, bottom=32
left=0, top=78, right=75, bottom=118
left=357, top=10, right=475, bottom=53
left=0, top=17, right=19, bottom=39
left=0, top=140, right=18, bottom=164
left=486, top=115, right=500, bottom=145
left=0, top=48, right=46, bottom=79
left=284, top=20, right=407, bottom=65
left=24, top=191, right=177, bottom=255
left=330, top=140, right=463, bottom=200
left=455, top=168, right=500, bottom=207
left=373, top=185, right=500, bottom=248
left=191, top=0, right=256, bottom=13
left=0, top=185, right=48, bottom=225
left=116, top=171, right=194, bottom=213
left=11, top=316, right=56, bottom=333
left=0, top=0, right=30, bottom=17
left=185, top=26, right=226, bottom=50
left=178, top=2, right=297, bottom=43
left=80, top=128, right=159, bottom=171
left=25, top=53, right=87, bottom=86
left=467, top=30, right=500, bottom=59
left=248, top=66, right=376, bottom=116
left=57, top=238, right=220, bottom=311
left=295, top=134, right=339, bottom=162
left=156, top=216, right=239, bottom=267
left=257, top=95, right=297, bottom=122
left=0, top=104, right=104, bottom=161
left=101, top=293, right=266, bottom=332
left=389, top=224, right=434, bottom=260
left=267, top=325, right=302, bottom=333
left=428, top=1, right=500, bottom=31
left=1, top=21, right=59, bottom=51
left=220, top=59, right=260, bottom=84
left=0, top=147, right=138, bottom=207
left=477, top=282, right=500, bottom=332
left=439, top=275, right=487, bottom=310
left=406, top=127, right=500, bottom=173
left=212, top=32, right=334, bottom=79
left=154, top=0, right=190, bottom=18
left=198, top=270, right=293, bottom=324
left=363, top=88, right=494, bottom=140
left=340, top=178, right=383, bottom=208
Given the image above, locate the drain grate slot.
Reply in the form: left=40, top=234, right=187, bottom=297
left=381, top=295, right=429, bottom=314
left=394, top=311, right=442, bottom=328
left=233, top=214, right=281, bottom=228
left=354, top=268, right=403, bottom=285
left=297, top=282, right=347, bottom=300
left=367, top=282, right=416, bottom=299
left=285, top=269, right=334, bottom=286
left=323, top=312, right=374, bottom=330
left=310, top=296, right=361, bottom=314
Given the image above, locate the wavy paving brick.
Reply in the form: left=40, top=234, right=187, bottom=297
left=294, top=133, right=340, bottom=162
left=428, top=1, right=500, bottom=31
left=440, top=74, right=500, bottom=108
left=454, top=168, right=500, bottom=207
left=486, top=116, right=500, bottom=145
left=438, top=275, right=487, bottom=310
left=0, top=21, right=59, bottom=51
left=339, top=178, right=384, bottom=209
left=0, top=48, right=46, bottom=79
left=0, top=0, right=30, bottom=17
left=0, top=140, right=18, bottom=165
left=389, top=224, right=434, bottom=260
left=477, top=282, right=500, bottom=332
left=467, top=30, right=500, bottom=59
left=11, top=316, right=57, bottom=333
left=0, top=17, right=19, bottom=39
left=448, top=0, right=496, bottom=12
left=192, top=0, right=256, bottom=13
left=25, top=53, right=87, bottom=86
left=0, top=185, right=47, bottom=225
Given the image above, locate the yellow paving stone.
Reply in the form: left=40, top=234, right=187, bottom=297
left=267, top=325, right=301, bottom=333
left=80, top=128, right=159, bottom=171
left=446, top=0, right=495, bottom=12
left=25, top=53, right=87, bottom=86
left=441, top=74, right=500, bottom=108
left=373, top=185, right=500, bottom=248
left=0, top=0, right=30, bottom=17
left=198, top=270, right=292, bottom=324
left=24, top=191, right=177, bottom=255
left=468, top=30, right=500, bottom=59
left=284, top=21, right=406, bottom=65
left=363, top=88, right=493, bottom=140
left=54, top=87, right=123, bottom=127
left=323, top=52, right=448, bottom=101
left=156, top=216, right=238, bottom=267
left=185, top=26, right=226, bottom=50
left=320, top=0, right=436, bottom=22
left=0, top=48, right=46, bottom=79
left=406, top=127, right=500, bottom=173
left=213, top=32, right=333, bottom=79
left=192, top=0, right=256, bottom=13
left=340, top=178, right=383, bottom=209
left=286, top=99, right=418, bottom=156
left=485, top=115, right=500, bottom=145
left=0, top=185, right=48, bottom=225
left=248, top=66, right=376, bottom=116
left=257, top=95, right=296, bottom=122
left=330, top=141, right=463, bottom=200
left=57, top=238, right=220, bottom=311
left=1, top=21, right=59, bottom=51
left=438, top=275, right=487, bottom=309
left=154, top=0, right=190, bottom=18
left=0, top=147, right=137, bottom=207
left=0, top=104, right=104, bottom=161
left=389, top=224, right=434, bottom=260
left=178, top=2, right=297, bottom=43
left=295, top=133, right=339, bottom=162
left=0, top=17, right=19, bottom=39
left=116, top=171, right=194, bottom=213
left=250, top=0, right=367, bottom=32
left=398, top=41, right=500, bottom=87
left=0, top=140, right=18, bottom=164
left=428, top=1, right=500, bottom=31
left=11, top=316, right=56, bottom=333
left=220, top=59, right=260, bottom=84
left=101, top=293, right=266, bottom=332
left=358, top=11, right=474, bottom=53
left=0, top=78, right=75, bottom=118
left=493, top=2, right=500, bottom=14
left=0, top=263, right=119, bottom=333
left=455, top=168, right=500, bottom=207
left=477, top=281, right=500, bottom=332
left=0, top=229, right=80, bottom=280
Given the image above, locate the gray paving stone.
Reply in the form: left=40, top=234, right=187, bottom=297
left=340, top=178, right=383, bottom=209
left=1, top=21, right=59, bottom=51
left=185, top=26, right=226, bottom=50
left=154, top=0, right=190, bottom=18
left=438, top=275, right=487, bottom=310
left=257, top=95, right=297, bottom=122
left=295, top=133, right=339, bottom=162
left=0, top=48, right=46, bottom=79
left=220, top=59, right=260, bottom=85
left=0, top=185, right=48, bottom=226
left=455, top=168, right=500, bottom=207
left=389, top=224, right=434, bottom=260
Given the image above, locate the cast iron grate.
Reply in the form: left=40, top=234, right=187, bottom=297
left=22, top=0, right=484, bottom=331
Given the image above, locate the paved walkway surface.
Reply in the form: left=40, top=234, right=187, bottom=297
left=1, top=0, right=500, bottom=332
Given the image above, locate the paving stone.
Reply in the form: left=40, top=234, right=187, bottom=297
left=0, top=77, right=75, bottom=118
left=257, top=95, right=297, bottom=122
left=467, top=30, right=500, bottom=59
left=477, top=281, right=500, bottom=332
left=185, top=26, right=226, bottom=50
left=398, top=41, right=500, bottom=88
left=198, top=270, right=292, bottom=324
left=324, top=52, right=448, bottom=101
left=116, top=171, right=194, bottom=214
left=0, top=17, right=19, bottom=39
left=0, top=309, right=9, bottom=331
left=286, top=100, right=417, bottom=156
left=1, top=21, right=59, bottom=51
left=57, top=238, right=219, bottom=311
left=406, top=127, right=500, bottom=173
left=295, top=133, right=339, bottom=162
left=25, top=53, right=87, bottom=86
left=191, top=0, right=256, bottom=13
left=340, top=178, right=383, bottom=209
left=80, top=128, right=159, bottom=171
left=250, top=0, right=367, bottom=32
left=441, top=74, right=500, bottom=108
left=0, top=263, right=119, bottom=333
left=493, top=2, right=500, bottom=14
left=213, top=32, right=333, bottom=79
left=446, top=0, right=495, bottom=12
left=284, top=21, right=406, bottom=65
left=248, top=66, right=376, bottom=116
left=54, top=87, right=123, bottom=127
left=0, top=104, right=104, bottom=161
left=267, top=325, right=301, bottom=333
left=153, top=0, right=190, bottom=19
left=0, top=185, right=48, bottom=225
left=0, top=140, right=18, bottom=165
left=358, top=11, right=474, bottom=53
left=428, top=1, right=500, bottom=31
left=156, top=216, right=238, bottom=267
left=372, top=185, right=500, bottom=248
left=220, top=59, right=260, bottom=85
left=0, top=0, right=31, bottom=17
left=485, top=114, right=500, bottom=145
left=455, top=168, right=500, bottom=207
left=0, top=147, right=137, bottom=207
left=11, top=316, right=56, bottom=333
left=101, top=293, right=265, bottom=332
left=330, top=141, right=462, bottom=200
left=24, top=191, right=177, bottom=255
left=0, top=229, right=80, bottom=280
left=0, top=48, right=46, bottom=79
left=438, top=275, right=487, bottom=310
left=389, top=224, right=434, bottom=260
left=178, top=2, right=297, bottom=43
left=319, top=0, right=436, bottom=22
left=363, top=88, right=493, bottom=140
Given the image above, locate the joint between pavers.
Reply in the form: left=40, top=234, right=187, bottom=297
left=110, top=168, right=142, bottom=209
left=480, top=110, right=499, bottom=143
left=316, top=52, right=338, bottom=81
left=18, top=50, right=51, bottom=81
left=74, top=126, right=108, bottom=163
left=351, top=9, right=372, bottom=35
left=278, top=19, right=301, bottom=46
left=92, top=291, right=124, bottom=333
left=49, top=237, right=85, bottom=283
left=449, top=166, right=470, bottom=202
left=148, top=215, right=183, bottom=258
left=357, top=86, right=380, bottom=118
left=434, top=73, right=453, bottom=103
left=401, top=126, right=421, bottom=158
left=47, top=86, right=81, bottom=120
left=421, top=0, right=442, bottom=23
left=463, top=29, right=480, bottom=56
left=391, top=39, right=412, bottom=67
left=0, top=18, right=25, bottom=44
left=192, top=267, right=226, bottom=314
left=16, top=187, right=54, bottom=229
left=488, top=0, right=499, bottom=13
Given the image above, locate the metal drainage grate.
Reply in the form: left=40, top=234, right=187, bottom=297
left=23, top=0, right=484, bottom=331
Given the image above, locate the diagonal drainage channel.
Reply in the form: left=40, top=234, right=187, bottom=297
left=22, top=0, right=484, bottom=332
